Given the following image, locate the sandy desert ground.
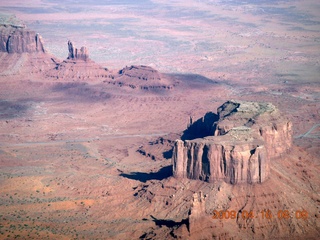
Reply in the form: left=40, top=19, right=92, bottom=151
left=0, top=0, right=319, bottom=239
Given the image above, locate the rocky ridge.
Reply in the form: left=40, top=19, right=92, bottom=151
left=105, top=65, right=176, bottom=90
left=173, top=100, right=293, bottom=184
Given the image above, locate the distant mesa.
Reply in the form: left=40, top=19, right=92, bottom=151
left=118, top=65, right=161, bottom=81
left=0, top=23, right=45, bottom=54
left=0, top=15, right=177, bottom=88
left=0, top=14, right=44, bottom=53
left=0, top=15, right=57, bottom=75
left=173, top=100, right=293, bottom=184
left=106, top=65, right=176, bottom=90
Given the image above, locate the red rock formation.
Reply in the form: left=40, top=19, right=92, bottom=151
left=45, top=41, right=108, bottom=80
left=118, top=65, right=161, bottom=81
left=214, top=100, right=293, bottom=160
left=188, top=191, right=206, bottom=234
left=0, top=20, right=57, bottom=76
left=67, top=40, right=89, bottom=61
left=173, top=100, right=292, bottom=184
left=0, top=25, right=45, bottom=53
left=106, top=65, right=175, bottom=90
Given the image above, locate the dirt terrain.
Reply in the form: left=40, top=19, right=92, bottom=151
left=0, top=0, right=319, bottom=239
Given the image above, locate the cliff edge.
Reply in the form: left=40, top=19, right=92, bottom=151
left=0, top=17, right=45, bottom=53
left=173, top=100, right=292, bottom=184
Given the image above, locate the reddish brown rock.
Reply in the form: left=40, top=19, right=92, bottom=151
left=173, top=100, right=293, bottom=184
left=0, top=21, right=57, bottom=76
left=45, top=41, right=108, bottom=80
left=214, top=100, right=293, bottom=160
left=118, top=65, right=161, bottom=81
left=0, top=25, right=45, bottom=53
left=67, top=40, right=89, bottom=61
left=188, top=191, right=206, bottom=234
left=106, top=65, right=175, bottom=90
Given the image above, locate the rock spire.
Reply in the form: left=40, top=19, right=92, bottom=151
left=67, top=40, right=89, bottom=61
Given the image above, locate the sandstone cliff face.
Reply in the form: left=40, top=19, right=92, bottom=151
left=173, top=100, right=292, bottom=184
left=67, top=40, right=89, bottom=61
left=0, top=25, right=45, bottom=53
left=0, top=19, right=57, bottom=76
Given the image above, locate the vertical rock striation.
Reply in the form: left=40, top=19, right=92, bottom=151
left=67, top=40, right=89, bottom=61
left=0, top=25, right=45, bottom=53
left=173, top=100, right=292, bottom=184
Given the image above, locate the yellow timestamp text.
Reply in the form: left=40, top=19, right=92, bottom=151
left=212, top=209, right=308, bottom=220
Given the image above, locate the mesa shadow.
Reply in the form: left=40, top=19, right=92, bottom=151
left=51, top=82, right=111, bottom=103
left=0, top=99, right=29, bottom=119
left=166, top=73, right=221, bottom=89
left=163, top=148, right=173, bottom=159
left=181, top=112, right=219, bottom=140
left=120, top=165, right=172, bottom=183
left=149, top=215, right=189, bottom=231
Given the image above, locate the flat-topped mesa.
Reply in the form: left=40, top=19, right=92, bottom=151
left=0, top=25, right=45, bottom=53
left=118, top=65, right=161, bottom=81
left=105, top=65, right=175, bottom=90
left=173, top=100, right=293, bottom=185
left=67, top=40, right=89, bottom=61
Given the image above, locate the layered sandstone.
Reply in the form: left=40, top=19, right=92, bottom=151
left=106, top=65, right=175, bottom=90
left=0, top=24, right=45, bottom=53
left=118, top=65, right=161, bottom=81
left=0, top=16, right=57, bottom=76
left=173, top=100, right=292, bottom=184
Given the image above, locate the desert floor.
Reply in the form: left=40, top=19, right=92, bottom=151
left=0, top=0, right=319, bottom=239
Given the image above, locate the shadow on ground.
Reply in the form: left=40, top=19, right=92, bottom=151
left=120, top=165, right=172, bottom=183
left=139, top=215, right=189, bottom=239
left=51, top=82, right=111, bottom=102
left=150, top=215, right=189, bottom=228
left=166, top=73, right=221, bottom=89
left=162, top=148, right=173, bottom=159
left=0, top=100, right=29, bottom=119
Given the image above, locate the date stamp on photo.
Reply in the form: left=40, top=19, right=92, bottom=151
left=212, top=209, right=309, bottom=220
